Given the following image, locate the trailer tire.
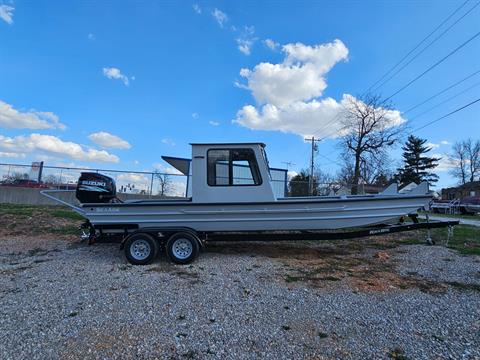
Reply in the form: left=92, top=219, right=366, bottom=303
left=125, top=233, right=158, bottom=265
left=166, top=232, right=200, bottom=264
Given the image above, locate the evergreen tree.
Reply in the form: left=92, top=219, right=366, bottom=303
left=289, top=170, right=318, bottom=196
left=396, top=135, right=440, bottom=186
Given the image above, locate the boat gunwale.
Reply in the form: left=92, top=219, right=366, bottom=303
left=80, top=194, right=432, bottom=207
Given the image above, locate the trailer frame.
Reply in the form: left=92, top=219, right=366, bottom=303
left=81, top=215, right=459, bottom=264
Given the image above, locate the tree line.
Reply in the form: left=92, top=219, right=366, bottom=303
left=288, top=94, right=479, bottom=196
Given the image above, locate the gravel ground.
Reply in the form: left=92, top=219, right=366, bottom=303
left=0, top=235, right=479, bottom=360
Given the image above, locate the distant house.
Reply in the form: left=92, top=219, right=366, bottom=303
left=441, top=181, right=480, bottom=200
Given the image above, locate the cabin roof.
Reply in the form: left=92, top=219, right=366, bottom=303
left=189, top=142, right=266, bottom=147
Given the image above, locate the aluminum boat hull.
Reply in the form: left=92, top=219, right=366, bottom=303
left=81, top=194, right=432, bottom=231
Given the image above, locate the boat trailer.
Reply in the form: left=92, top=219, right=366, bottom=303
left=42, top=186, right=459, bottom=265
left=80, top=214, right=458, bottom=265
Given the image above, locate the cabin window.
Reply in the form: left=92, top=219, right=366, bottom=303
left=207, top=148, right=262, bottom=186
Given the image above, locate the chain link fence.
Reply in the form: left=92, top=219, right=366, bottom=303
left=0, top=162, right=290, bottom=198
left=0, top=162, right=384, bottom=199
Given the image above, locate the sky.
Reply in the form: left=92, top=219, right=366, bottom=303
left=0, top=0, right=479, bottom=190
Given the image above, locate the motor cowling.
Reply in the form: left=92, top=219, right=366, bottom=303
left=76, top=172, right=116, bottom=203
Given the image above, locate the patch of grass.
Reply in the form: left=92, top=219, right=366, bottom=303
left=446, top=281, right=480, bottom=292
left=387, top=347, right=409, bottom=360
left=430, top=225, right=480, bottom=255
left=50, top=209, right=84, bottom=220
left=51, top=225, right=80, bottom=235
left=0, top=203, right=84, bottom=220
left=317, top=332, right=328, bottom=339
left=284, top=275, right=302, bottom=283
left=320, top=276, right=341, bottom=281
left=0, top=203, right=38, bottom=216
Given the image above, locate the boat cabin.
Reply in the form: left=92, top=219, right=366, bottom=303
left=166, top=143, right=278, bottom=203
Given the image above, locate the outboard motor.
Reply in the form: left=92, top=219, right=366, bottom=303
left=76, top=172, right=116, bottom=203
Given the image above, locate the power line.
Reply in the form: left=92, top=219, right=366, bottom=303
left=408, top=80, right=480, bottom=121
left=281, top=161, right=296, bottom=170
left=317, top=150, right=343, bottom=167
left=364, top=0, right=470, bottom=94
left=403, top=69, right=480, bottom=114
left=371, top=1, right=480, bottom=93
left=385, top=30, right=480, bottom=101
left=412, top=97, right=480, bottom=132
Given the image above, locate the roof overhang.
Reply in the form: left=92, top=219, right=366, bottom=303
left=161, top=156, right=191, bottom=176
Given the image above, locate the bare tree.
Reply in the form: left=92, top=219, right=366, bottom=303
left=2, top=172, right=29, bottom=184
left=154, top=171, right=171, bottom=196
left=314, top=169, right=337, bottom=196
left=450, top=139, right=480, bottom=184
left=43, top=174, right=62, bottom=185
left=465, top=139, right=480, bottom=183
left=337, top=151, right=392, bottom=188
left=340, top=94, right=403, bottom=194
left=449, top=142, right=468, bottom=185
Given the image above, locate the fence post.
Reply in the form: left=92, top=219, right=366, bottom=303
left=149, top=173, right=154, bottom=197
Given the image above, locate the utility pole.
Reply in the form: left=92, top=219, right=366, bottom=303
left=304, top=137, right=320, bottom=195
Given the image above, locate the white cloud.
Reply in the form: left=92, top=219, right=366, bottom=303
left=88, top=131, right=131, bottom=149
left=238, top=39, right=349, bottom=107
left=212, top=8, right=227, bottom=27
left=0, top=5, right=14, bottom=25
left=287, top=170, right=298, bottom=179
left=426, top=142, right=440, bottom=151
left=192, top=112, right=199, bottom=119
left=153, top=163, right=183, bottom=175
left=235, top=96, right=342, bottom=138
left=235, top=94, right=405, bottom=139
left=432, top=153, right=455, bottom=172
left=236, top=26, right=257, bottom=55
left=117, top=173, right=150, bottom=191
left=0, top=134, right=119, bottom=163
left=237, top=38, right=254, bottom=55
left=440, top=140, right=451, bottom=145
left=192, top=4, right=201, bottom=14
left=264, top=38, right=279, bottom=50
left=209, top=120, right=220, bottom=126
left=0, top=100, right=66, bottom=129
left=88, top=33, right=96, bottom=40
left=0, top=151, right=25, bottom=158
left=234, top=39, right=405, bottom=139
left=102, top=67, right=132, bottom=86
left=161, top=138, right=176, bottom=146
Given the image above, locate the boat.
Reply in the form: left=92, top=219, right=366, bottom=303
left=42, top=142, right=447, bottom=265
left=74, top=142, right=432, bottom=231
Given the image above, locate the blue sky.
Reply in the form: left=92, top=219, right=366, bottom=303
left=0, top=0, right=479, bottom=189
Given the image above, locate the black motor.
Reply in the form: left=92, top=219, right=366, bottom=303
left=76, top=172, right=116, bottom=203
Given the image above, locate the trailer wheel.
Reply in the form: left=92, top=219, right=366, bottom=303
left=166, top=232, right=200, bottom=264
left=125, top=233, right=158, bottom=265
